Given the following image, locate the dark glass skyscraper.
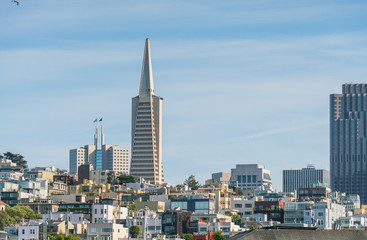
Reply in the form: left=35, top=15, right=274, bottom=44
left=330, top=83, right=367, bottom=203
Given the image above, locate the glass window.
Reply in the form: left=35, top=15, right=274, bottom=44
left=245, top=204, right=252, bottom=208
left=171, top=201, right=188, bottom=210
left=242, top=176, right=246, bottom=183
left=234, top=204, right=242, bottom=208
left=248, top=176, right=252, bottom=183
left=237, top=176, right=241, bottom=183
left=148, top=226, right=155, bottom=230
left=252, top=175, right=256, bottom=183
left=102, top=228, right=112, bottom=233
left=88, top=228, right=98, bottom=233
left=195, top=201, right=209, bottom=209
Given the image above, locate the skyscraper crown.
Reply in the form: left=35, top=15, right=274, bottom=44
left=139, top=38, right=155, bottom=97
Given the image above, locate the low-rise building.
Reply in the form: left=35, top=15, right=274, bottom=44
left=231, top=197, right=254, bottom=217
left=39, top=220, right=74, bottom=240
left=170, top=195, right=215, bottom=214
left=303, top=202, right=345, bottom=229
left=161, top=210, right=192, bottom=235
left=336, top=215, right=367, bottom=230
left=87, top=222, right=128, bottom=240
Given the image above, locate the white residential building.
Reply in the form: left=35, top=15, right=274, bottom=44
left=127, top=209, right=162, bottom=237
left=303, top=202, right=346, bottom=229
left=87, top=222, right=128, bottom=240
left=42, top=212, right=90, bottom=224
left=336, top=215, right=367, bottom=230
left=230, top=197, right=255, bottom=217
left=18, top=221, right=40, bottom=240
left=92, top=205, right=128, bottom=223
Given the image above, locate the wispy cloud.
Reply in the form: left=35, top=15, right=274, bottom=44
left=235, top=121, right=327, bottom=140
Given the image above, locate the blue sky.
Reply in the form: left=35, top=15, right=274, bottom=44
left=1, top=0, right=367, bottom=190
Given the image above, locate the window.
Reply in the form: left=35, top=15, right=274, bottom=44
left=148, top=226, right=155, bottom=230
left=101, top=209, right=103, bottom=214
left=242, top=175, right=246, bottom=183
left=248, top=176, right=252, bottom=183
left=252, top=175, right=256, bottom=183
left=102, top=237, right=110, bottom=240
left=95, top=209, right=97, bottom=214
left=88, top=228, right=98, bottom=233
left=234, top=204, right=242, bottom=208
left=237, top=176, right=241, bottom=183
left=245, top=204, right=252, bottom=208
left=171, top=201, right=188, bottom=210
left=102, top=228, right=112, bottom=233
left=22, top=229, right=25, bottom=234
left=195, top=201, right=209, bottom=209
left=318, top=212, right=324, bottom=217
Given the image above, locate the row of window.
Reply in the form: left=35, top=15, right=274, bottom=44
left=237, top=175, right=257, bottom=183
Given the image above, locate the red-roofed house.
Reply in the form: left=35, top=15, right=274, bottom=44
left=0, top=200, right=6, bottom=211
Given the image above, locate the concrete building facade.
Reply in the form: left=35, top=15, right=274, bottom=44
left=330, top=83, right=367, bottom=204
left=230, top=164, right=273, bottom=191
left=130, top=39, right=164, bottom=185
left=283, top=165, right=330, bottom=193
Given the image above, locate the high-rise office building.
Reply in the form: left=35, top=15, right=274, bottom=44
left=69, top=124, right=129, bottom=175
left=282, top=164, right=330, bottom=193
left=130, top=39, right=164, bottom=185
left=330, top=83, right=367, bottom=204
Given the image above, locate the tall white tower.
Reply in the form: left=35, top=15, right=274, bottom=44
left=130, top=39, right=164, bottom=185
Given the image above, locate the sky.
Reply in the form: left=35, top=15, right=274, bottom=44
left=1, top=0, right=367, bottom=190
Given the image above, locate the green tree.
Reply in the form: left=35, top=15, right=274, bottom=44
left=0, top=211, right=12, bottom=230
left=214, top=231, right=226, bottom=240
left=180, top=233, right=193, bottom=240
left=184, top=175, right=201, bottom=190
left=6, top=205, right=41, bottom=222
left=129, top=225, right=140, bottom=238
left=128, top=203, right=138, bottom=213
left=226, top=212, right=241, bottom=226
left=3, top=152, right=27, bottom=168
left=117, top=174, right=136, bottom=184
left=48, top=234, right=81, bottom=240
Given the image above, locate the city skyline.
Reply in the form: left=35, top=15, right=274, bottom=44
left=1, top=1, right=367, bottom=190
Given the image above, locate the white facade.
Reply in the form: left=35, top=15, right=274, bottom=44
left=87, top=223, right=128, bottom=240
left=92, top=205, right=115, bottom=223
left=42, top=212, right=89, bottom=224
left=127, top=209, right=161, bottom=237
left=337, top=215, right=367, bottom=230
left=303, top=202, right=346, bottom=229
left=230, top=164, right=273, bottom=191
left=0, top=172, right=23, bottom=180
left=230, top=197, right=255, bottom=216
left=18, top=221, right=40, bottom=240
left=0, top=182, right=19, bottom=192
